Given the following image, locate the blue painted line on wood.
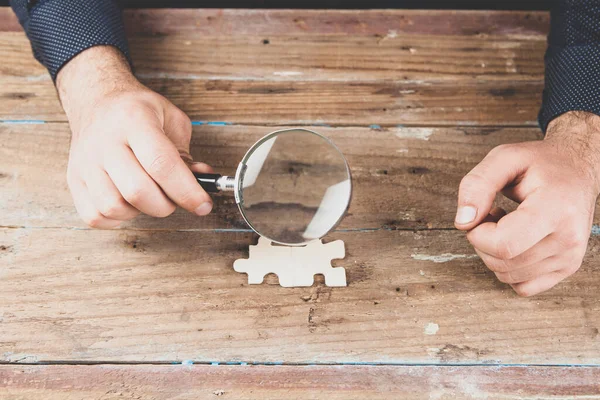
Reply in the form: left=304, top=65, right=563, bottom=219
left=0, top=120, right=45, bottom=124
left=191, top=121, right=231, bottom=126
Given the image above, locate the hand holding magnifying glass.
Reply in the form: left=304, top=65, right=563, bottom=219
left=193, top=128, right=352, bottom=246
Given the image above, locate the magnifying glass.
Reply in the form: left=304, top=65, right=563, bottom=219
left=193, top=128, right=352, bottom=246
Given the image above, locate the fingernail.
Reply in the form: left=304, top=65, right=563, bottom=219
left=455, top=206, right=477, bottom=224
left=195, top=202, right=213, bottom=216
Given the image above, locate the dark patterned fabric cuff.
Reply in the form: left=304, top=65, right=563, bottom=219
left=15, top=0, right=131, bottom=82
left=539, top=45, right=600, bottom=133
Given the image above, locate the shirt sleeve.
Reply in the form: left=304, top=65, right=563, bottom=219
left=9, top=0, right=132, bottom=82
left=538, top=0, right=600, bottom=132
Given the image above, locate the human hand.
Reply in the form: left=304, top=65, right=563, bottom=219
left=455, top=112, right=600, bottom=296
left=57, top=46, right=213, bottom=228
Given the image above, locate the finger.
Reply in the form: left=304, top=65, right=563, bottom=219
left=510, top=268, right=575, bottom=297
left=127, top=122, right=213, bottom=216
left=163, top=107, right=193, bottom=154
left=68, top=178, right=122, bottom=229
left=84, top=167, right=140, bottom=221
left=472, top=232, right=563, bottom=273
left=479, top=207, right=507, bottom=224
left=187, top=161, right=215, bottom=175
left=104, top=146, right=177, bottom=218
left=493, top=254, right=566, bottom=284
left=466, top=190, right=558, bottom=260
left=455, top=144, right=530, bottom=230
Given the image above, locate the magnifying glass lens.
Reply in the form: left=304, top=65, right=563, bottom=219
left=239, top=129, right=351, bottom=245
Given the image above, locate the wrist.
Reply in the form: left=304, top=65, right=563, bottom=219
left=57, top=46, right=140, bottom=129
left=546, top=111, right=600, bottom=193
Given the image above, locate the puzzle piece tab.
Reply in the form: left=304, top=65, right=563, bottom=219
left=233, top=237, right=347, bottom=287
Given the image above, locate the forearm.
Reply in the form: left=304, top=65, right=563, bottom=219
left=545, top=111, right=600, bottom=194
left=57, top=46, right=140, bottom=132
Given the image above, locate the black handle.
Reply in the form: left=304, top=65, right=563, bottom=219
left=194, top=173, right=222, bottom=193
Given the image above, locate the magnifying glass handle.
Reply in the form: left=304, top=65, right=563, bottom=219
left=194, top=173, right=235, bottom=193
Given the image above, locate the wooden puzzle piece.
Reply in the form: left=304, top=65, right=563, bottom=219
left=233, top=237, right=347, bottom=287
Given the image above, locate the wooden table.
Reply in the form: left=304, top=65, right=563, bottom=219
left=1, top=8, right=600, bottom=399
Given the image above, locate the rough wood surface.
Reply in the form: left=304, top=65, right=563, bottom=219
left=1, top=365, right=599, bottom=399
left=3, top=32, right=546, bottom=81
left=1, top=9, right=550, bottom=36
left=1, top=123, right=562, bottom=230
left=1, top=6, right=598, bottom=397
left=0, top=77, right=543, bottom=125
left=1, top=228, right=599, bottom=364
left=1, top=9, right=547, bottom=124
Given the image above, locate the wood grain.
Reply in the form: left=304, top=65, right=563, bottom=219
left=2, top=32, right=546, bottom=81
left=1, top=227, right=599, bottom=364
left=1, top=9, right=550, bottom=37
left=1, top=365, right=599, bottom=399
left=0, top=123, right=559, bottom=230
left=0, top=76, right=543, bottom=125
left=1, top=7, right=597, bottom=394
left=0, top=8, right=547, bottom=124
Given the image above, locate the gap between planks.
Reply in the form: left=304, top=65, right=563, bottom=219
left=3, top=360, right=600, bottom=368
left=0, top=120, right=539, bottom=129
left=3, top=225, right=599, bottom=235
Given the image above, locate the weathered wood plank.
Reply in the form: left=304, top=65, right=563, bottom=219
left=1, top=123, right=561, bottom=230
left=1, top=9, right=550, bottom=37
left=0, top=77, right=542, bottom=124
left=1, top=228, right=599, bottom=363
left=1, top=365, right=599, bottom=399
left=2, top=33, right=546, bottom=81
left=1, top=7, right=546, bottom=124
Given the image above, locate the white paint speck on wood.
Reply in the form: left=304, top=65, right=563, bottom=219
left=411, top=253, right=478, bottom=263
left=395, top=127, right=434, bottom=141
left=425, top=322, right=439, bottom=335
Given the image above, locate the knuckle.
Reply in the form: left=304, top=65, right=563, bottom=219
left=122, top=185, right=176, bottom=217
left=154, top=203, right=176, bottom=218
left=176, top=188, right=202, bottom=210
left=488, top=143, right=512, bottom=156
left=562, top=235, right=580, bottom=249
left=84, top=213, right=106, bottom=229
left=459, top=173, right=487, bottom=193
left=564, top=263, right=581, bottom=276
left=563, top=204, right=579, bottom=219
left=495, top=271, right=514, bottom=284
left=99, top=197, right=129, bottom=219
left=557, top=229, right=589, bottom=250
left=487, top=257, right=512, bottom=273
left=176, top=108, right=192, bottom=126
left=513, top=285, right=533, bottom=297
left=562, top=229, right=589, bottom=249
left=495, top=238, right=515, bottom=260
left=123, top=185, right=147, bottom=206
left=115, top=96, right=150, bottom=116
left=147, top=153, right=178, bottom=179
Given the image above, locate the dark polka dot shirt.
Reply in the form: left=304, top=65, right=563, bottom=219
left=9, top=0, right=600, bottom=133
left=9, top=0, right=131, bottom=82
left=540, top=0, right=600, bottom=132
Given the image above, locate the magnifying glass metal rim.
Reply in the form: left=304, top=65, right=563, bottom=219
left=233, top=127, right=353, bottom=247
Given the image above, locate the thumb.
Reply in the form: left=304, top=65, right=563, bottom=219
left=455, top=144, right=530, bottom=231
